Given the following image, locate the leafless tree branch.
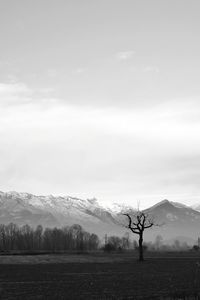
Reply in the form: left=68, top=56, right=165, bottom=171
left=122, top=210, right=162, bottom=261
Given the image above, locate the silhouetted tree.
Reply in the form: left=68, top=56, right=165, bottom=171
left=0, top=223, right=100, bottom=252
left=34, top=225, right=43, bottom=250
left=108, top=236, right=122, bottom=250
left=123, top=211, right=157, bottom=261
left=89, top=233, right=99, bottom=250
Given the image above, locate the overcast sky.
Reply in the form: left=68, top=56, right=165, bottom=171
left=0, top=0, right=200, bottom=208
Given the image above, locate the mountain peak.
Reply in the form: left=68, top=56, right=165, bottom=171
left=1, top=190, right=200, bottom=241
left=160, top=199, right=170, bottom=205
left=147, top=199, right=171, bottom=210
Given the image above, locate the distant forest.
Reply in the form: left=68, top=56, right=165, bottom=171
left=0, top=223, right=197, bottom=252
left=0, top=223, right=99, bottom=252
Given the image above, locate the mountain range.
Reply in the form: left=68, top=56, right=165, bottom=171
left=0, top=191, right=200, bottom=244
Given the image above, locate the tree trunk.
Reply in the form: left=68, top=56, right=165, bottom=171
left=138, top=233, right=144, bottom=261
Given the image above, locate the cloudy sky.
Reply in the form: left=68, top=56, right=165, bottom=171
left=0, top=0, right=200, bottom=208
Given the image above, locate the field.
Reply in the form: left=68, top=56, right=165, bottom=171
left=0, top=252, right=200, bottom=299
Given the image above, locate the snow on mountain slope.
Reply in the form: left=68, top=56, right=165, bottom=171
left=191, top=203, right=200, bottom=211
left=1, top=192, right=200, bottom=241
left=103, top=202, right=136, bottom=214
left=144, top=200, right=200, bottom=241
left=0, top=192, right=125, bottom=237
left=0, top=191, right=59, bottom=228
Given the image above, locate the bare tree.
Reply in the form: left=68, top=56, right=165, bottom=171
left=123, top=211, right=157, bottom=261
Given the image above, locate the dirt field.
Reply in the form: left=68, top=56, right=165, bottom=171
left=0, top=253, right=200, bottom=299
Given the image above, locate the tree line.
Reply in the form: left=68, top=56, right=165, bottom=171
left=0, top=223, right=99, bottom=252
left=0, top=222, right=194, bottom=254
left=104, top=234, right=191, bottom=252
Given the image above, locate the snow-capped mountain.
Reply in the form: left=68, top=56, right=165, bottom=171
left=0, top=191, right=200, bottom=242
left=104, top=202, right=136, bottom=214
left=0, top=191, right=124, bottom=237
left=191, top=203, right=200, bottom=211
left=144, top=199, right=200, bottom=241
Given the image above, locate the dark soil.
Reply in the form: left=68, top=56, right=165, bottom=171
left=0, top=255, right=200, bottom=299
